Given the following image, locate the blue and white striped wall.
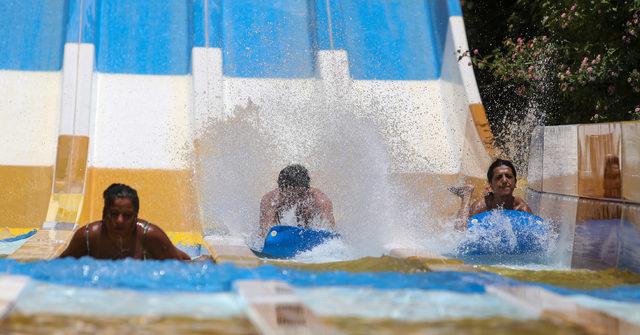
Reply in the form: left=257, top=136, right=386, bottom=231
left=0, top=0, right=492, bottom=233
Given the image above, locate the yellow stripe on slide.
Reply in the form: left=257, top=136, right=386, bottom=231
left=166, top=231, right=205, bottom=246
left=0, top=165, right=52, bottom=230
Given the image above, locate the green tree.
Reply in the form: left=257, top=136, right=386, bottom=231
left=464, top=0, right=640, bottom=125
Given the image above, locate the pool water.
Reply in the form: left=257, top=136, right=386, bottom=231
left=0, top=256, right=639, bottom=334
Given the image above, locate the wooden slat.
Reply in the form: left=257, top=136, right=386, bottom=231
left=235, top=280, right=341, bottom=335
left=203, top=236, right=261, bottom=266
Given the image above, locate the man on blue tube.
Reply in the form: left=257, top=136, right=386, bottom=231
left=259, top=164, right=336, bottom=238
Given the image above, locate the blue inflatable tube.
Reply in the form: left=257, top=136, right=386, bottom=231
left=457, top=210, right=548, bottom=255
left=254, top=225, right=339, bottom=259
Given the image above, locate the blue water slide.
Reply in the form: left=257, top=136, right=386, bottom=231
left=0, top=0, right=463, bottom=79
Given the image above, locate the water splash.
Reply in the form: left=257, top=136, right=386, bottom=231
left=194, top=74, right=419, bottom=258
left=454, top=210, right=559, bottom=265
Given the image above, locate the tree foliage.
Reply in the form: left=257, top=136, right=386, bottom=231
left=463, top=0, right=640, bottom=126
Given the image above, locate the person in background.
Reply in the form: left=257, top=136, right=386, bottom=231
left=259, top=164, right=336, bottom=237
left=450, top=159, right=532, bottom=230
left=60, top=183, right=191, bottom=260
left=603, top=154, right=622, bottom=199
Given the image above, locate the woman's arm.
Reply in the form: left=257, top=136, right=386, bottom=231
left=144, top=224, right=190, bottom=260
left=59, top=225, right=89, bottom=258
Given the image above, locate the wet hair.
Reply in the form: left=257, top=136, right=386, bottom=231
left=278, top=164, right=310, bottom=189
left=487, top=159, right=517, bottom=182
left=103, top=183, right=140, bottom=215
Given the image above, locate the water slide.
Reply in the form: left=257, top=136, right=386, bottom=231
left=1, top=0, right=495, bottom=258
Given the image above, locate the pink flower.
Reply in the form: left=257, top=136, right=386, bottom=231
left=570, top=4, right=577, bottom=11
left=587, top=67, right=593, bottom=73
left=635, top=107, right=640, bottom=112
left=593, top=54, right=601, bottom=64
left=561, top=13, right=567, bottom=18
left=517, top=37, right=524, bottom=45
left=473, top=49, right=479, bottom=55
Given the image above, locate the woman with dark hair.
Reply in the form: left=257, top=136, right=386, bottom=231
left=60, top=183, right=190, bottom=260
left=450, top=159, right=532, bottom=230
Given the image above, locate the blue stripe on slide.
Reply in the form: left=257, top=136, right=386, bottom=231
left=65, top=0, right=97, bottom=44
left=314, top=0, right=346, bottom=50
left=221, top=0, right=316, bottom=78
left=447, top=0, right=463, bottom=16
left=340, top=0, right=443, bottom=80
left=0, top=229, right=37, bottom=243
left=193, top=0, right=223, bottom=48
left=95, top=0, right=192, bottom=75
left=0, top=0, right=459, bottom=78
left=0, top=0, right=67, bottom=71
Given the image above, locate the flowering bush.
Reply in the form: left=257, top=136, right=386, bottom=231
left=464, top=0, right=640, bottom=124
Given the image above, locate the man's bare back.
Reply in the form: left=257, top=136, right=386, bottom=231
left=259, top=165, right=336, bottom=237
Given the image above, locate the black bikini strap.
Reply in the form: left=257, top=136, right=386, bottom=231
left=140, top=221, right=150, bottom=260
left=85, top=225, right=90, bottom=255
